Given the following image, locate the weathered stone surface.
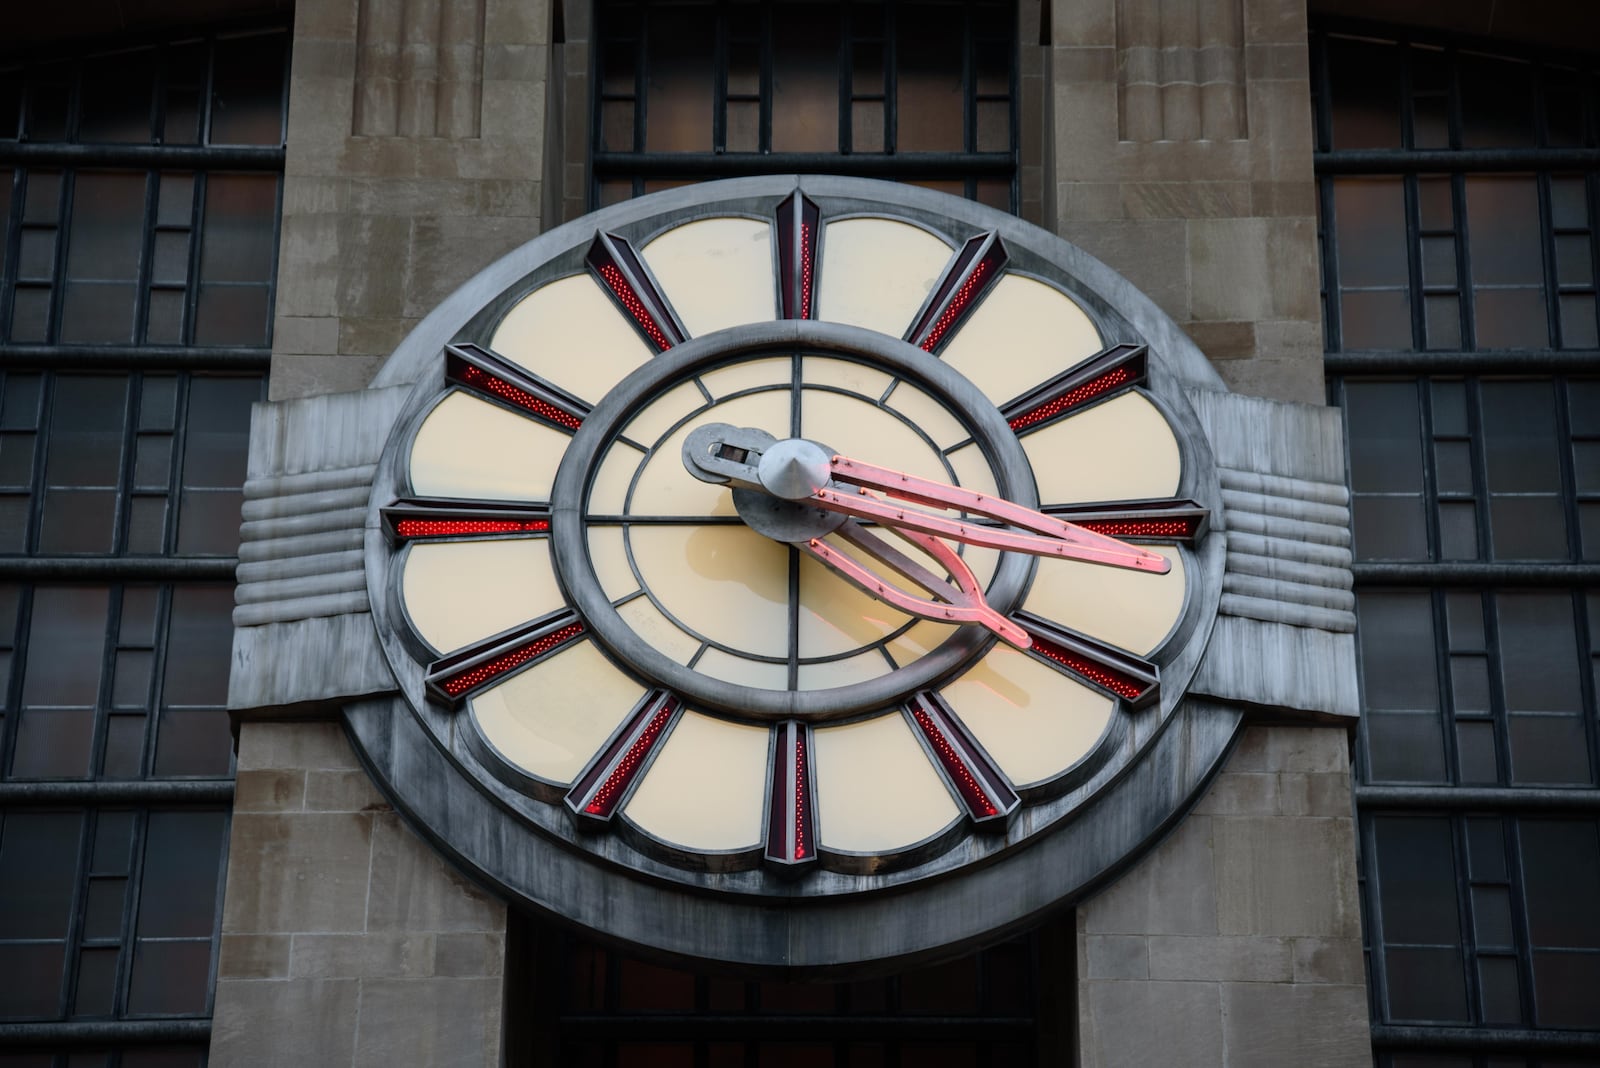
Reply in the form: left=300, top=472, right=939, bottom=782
left=1293, top=938, right=1367, bottom=986
left=223, top=811, right=376, bottom=934
left=353, top=978, right=504, bottom=1068
left=1081, top=814, right=1218, bottom=936
left=1192, top=771, right=1278, bottom=816
left=1084, top=934, right=1150, bottom=980
left=305, top=768, right=389, bottom=812
left=1081, top=981, right=1224, bottom=1068
left=1213, top=816, right=1355, bottom=938
left=211, top=978, right=360, bottom=1067
left=435, top=932, right=506, bottom=977
left=1220, top=982, right=1371, bottom=1067
left=234, top=769, right=307, bottom=813
left=218, top=934, right=292, bottom=980
left=238, top=721, right=363, bottom=773
left=290, top=933, right=437, bottom=979
left=367, top=813, right=504, bottom=934
left=1147, top=935, right=1293, bottom=983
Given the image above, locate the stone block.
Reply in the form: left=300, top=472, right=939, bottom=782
left=222, top=812, right=376, bottom=935
left=274, top=215, right=345, bottom=317
left=1245, top=42, right=1310, bottom=82
left=1081, top=814, right=1218, bottom=936
left=367, top=813, right=506, bottom=934
left=337, top=319, right=415, bottom=358
left=348, top=177, right=482, bottom=217
left=1226, top=726, right=1350, bottom=775
left=1056, top=181, right=1123, bottom=221
left=1081, top=981, right=1223, bottom=1068
left=234, top=769, right=307, bottom=813
left=293, top=0, right=362, bottom=41
left=290, top=933, right=437, bottom=979
left=1241, top=0, right=1309, bottom=45
left=238, top=721, right=363, bottom=773
left=1050, top=0, right=1114, bottom=47
left=269, top=354, right=390, bottom=401
left=1212, top=353, right=1324, bottom=406
left=1056, top=218, right=1191, bottom=319
left=1052, top=82, right=1119, bottom=168
left=1054, top=45, right=1116, bottom=83
left=1250, top=179, right=1316, bottom=217
left=283, top=177, right=352, bottom=215
left=1279, top=772, right=1353, bottom=818
left=485, top=0, right=550, bottom=46
left=1146, top=935, right=1292, bottom=982
left=286, top=75, right=359, bottom=144
left=1189, top=216, right=1319, bottom=322
left=1084, top=935, right=1149, bottom=980
left=1293, top=937, right=1366, bottom=986
left=210, top=978, right=360, bottom=1067
left=1246, top=81, right=1317, bottom=181
left=478, top=179, right=542, bottom=218
left=435, top=932, right=506, bottom=977
left=1121, top=181, right=1250, bottom=219
left=403, top=215, right=541, bottom=315
left=218, top=934, right=291, bottom=980
left=306, top=768, right=390, bottom=812
left=1219, top=982, right=1370, bottom=1068
left=1254, top=316, right=1324, bottom=359
left=353, top=978, right=504, bottom=1067
left=483, top=43, right=547, bottom=82
left=479, top=81, right=548, bottom=141
left=1184, top=319, right=1258, bottom=363
left=273, top=315, right=341, bottom=357
left=1192, top=770, right=1276, bottom=815
left=1213, top=816, right=1355, bottom=938
left=293, top=37, right=361, bottom=80
left=336, top=214, right=413, bottom=318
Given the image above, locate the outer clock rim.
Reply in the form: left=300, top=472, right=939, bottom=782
left=550, top=320, right=1039, bottom=721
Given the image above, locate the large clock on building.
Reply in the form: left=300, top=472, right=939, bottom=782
left=360, top=177, right=1226, bottom=968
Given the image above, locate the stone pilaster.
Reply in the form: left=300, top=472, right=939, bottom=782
left=1047, top=0, right=1323, bottom=404
left=270, top=0, right=554, bottom=400
left=209, top=722, right=506, bottom=1067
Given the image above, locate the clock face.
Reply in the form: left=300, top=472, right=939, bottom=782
left=374, top=187, right=1216, bottom=881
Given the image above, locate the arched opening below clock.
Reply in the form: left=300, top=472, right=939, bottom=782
left=505, top=910, right=1075, bottom=1067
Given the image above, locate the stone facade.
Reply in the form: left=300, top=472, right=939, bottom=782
left=211, top=723, right=506, bottom=1067
left=209, top=0, right=1369, bottom=1061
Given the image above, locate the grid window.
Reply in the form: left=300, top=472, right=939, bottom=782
left=543, top=928, right=1037, bottom=1066
left=0, top=30, right=287, bottom=350
left=1335, top=377, right=1600, bottom=563
left=1318, top=18, right=1600, bottom=1064
left=1361, top=813, right=1600, bottom=1031
left=591, top=0, right=1017, bottom=210
left=0, top=372, right=262, bottom=557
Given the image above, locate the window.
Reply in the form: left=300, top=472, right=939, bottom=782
left=0, top=22, right=284, bottom=1063
left=1315, top=20, right=1600, bottom=1059
left=589, top=0, right=1021, bottom=212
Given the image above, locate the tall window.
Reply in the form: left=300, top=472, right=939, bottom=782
left=590, top=0, right=1019, bottom=211
left=0, top=23, right=285, bottom=1064
left=1314, top=21, right=1600, bottom=1063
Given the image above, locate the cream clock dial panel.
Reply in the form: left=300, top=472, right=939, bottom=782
left=384, top=194, right=1210, bottom=877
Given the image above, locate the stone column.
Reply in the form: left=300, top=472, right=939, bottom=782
left=1047, top=0, right=1323, bottom=404
left=209, top=723, right=506, bottom=1067
left=269, top=0, right=554, bottom=399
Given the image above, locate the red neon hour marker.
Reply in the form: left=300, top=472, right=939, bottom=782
left=586, top=232, right=687, bottom=352
left=777, top=191, right=821, bottom=320
left=425, top=613, right=585, bottom=704
left=567, top=692, right=681, bottom=822
left=907, top=694, right=1018, bottom=826
left=765, top=719, right=815, bottom=868
left=1016, top=613, right=1159, bottom=708
left=1001, top=343, right=1148, bottom=433
left=1043, top=499, right=1209, bottom=546
left=444, top=343, right=588, bottom=432
left=383, top=499, right=553, bottom=544
left=906, top=231, right=1008, bottom=353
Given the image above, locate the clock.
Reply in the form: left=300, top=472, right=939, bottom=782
left=362, top=177, right=1225, bottom=965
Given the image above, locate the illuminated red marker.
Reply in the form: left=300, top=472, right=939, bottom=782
left=907, top=693, right=1018, bottom=826
left=907, top=231, right=1008, bottom=353
left=1016, top=613, right=1159, bottom=708
left=764, top=719, right=816, bottom=868
left=444, top=343, right=588, bottom=432
left=777, top=191, right=822, bottom=320
left=383, top=499, right=552, bottom=544
left=566, top=692, right=681, bottom=823
left=1001, top=343, right=1147, bottom=433
left=585, top=232, right=687, bottom=352
left=1043, top=499, right=1209, bottom=546
left=424, top=612, right=585, bottom=704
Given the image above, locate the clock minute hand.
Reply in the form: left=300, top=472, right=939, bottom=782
left=815, top=455, right=1172, bottom=575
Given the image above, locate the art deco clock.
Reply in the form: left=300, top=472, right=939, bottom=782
left=356, top=177, right=1228, bottom=969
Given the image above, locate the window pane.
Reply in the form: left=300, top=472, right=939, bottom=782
left=897, top=6, right=965, bottom=152
left=208, top=33, right=287, bottom=146
left=1519, top=819, right=1600, bottom=948
left=1326, top=36, right=1401, bottom=149
left=771, top=6, right=840, bottom=153
left=0, top=811, right=84, bottom=938
left=60, top=173, right=146, bottom=345
left=644, top=9, right=715, bottom=152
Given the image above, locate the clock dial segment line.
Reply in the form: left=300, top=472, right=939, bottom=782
left=424, top=608, right=587, bottom=706
left=565, top=690, right=683, bottom=825
left=1015, top=612, right=1160, bottom=709
left=1041, top=498, right=1210, bottom=546
left=382, top=498, right=551, bottom=543
left=763, top=719, right=817, bottom=870
left=585, top=231, right=689, bottom=352
left=444, top=343, right=590, bottom=431
left=905, top=230, right=1009, bottom=354
left=905, top=691, right=1019, bottom=827
left=1000, top=343, right=1148, bottom=434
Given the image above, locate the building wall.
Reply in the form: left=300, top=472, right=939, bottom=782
left=212, top=0, right=1367, bottom=1063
